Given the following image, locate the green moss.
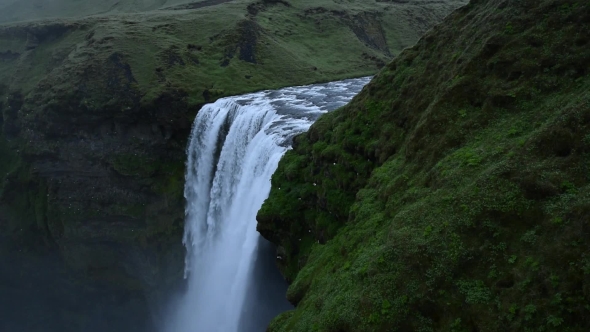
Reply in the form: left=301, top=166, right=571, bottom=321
left=151, top=160, right=185, bottom=201
left=0, top=139, right=50, bottom=243
left=112, top=153, right=158, bottom=177
left=0, top=136, right=18, bottom=189
left=112, top=204, right=145, bottom=219
left=259, top=0, right=590, bottom=330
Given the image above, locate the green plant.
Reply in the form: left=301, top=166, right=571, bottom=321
left=523, top=304, right=536, bottom=321
left=457, top=280, right=492, bottom=304
left=507, top=304, right=518, bottom=321
left=504, top=22, right=514, bottom=34
left=520, top=228, right=538, bottom=245
left=508, top=255, right=517, bottom=264
left=547, top=315, right=564, bottom=327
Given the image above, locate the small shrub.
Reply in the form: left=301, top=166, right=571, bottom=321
left=546, top=315, right=564, bottom=327
left=508, top=255, right=517, bottom=264
left=523, top=304, right=536, bottom=321
left=457, top=279, right=492, bottom=304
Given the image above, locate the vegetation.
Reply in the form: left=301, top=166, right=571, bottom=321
left=0, top=0, right=464, bottom=106
left=0, top=0, right=211, bottom=23
left=258, top=0, right=590, bottom=330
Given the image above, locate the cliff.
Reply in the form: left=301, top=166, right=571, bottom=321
left=258, top=0, right=590, bottom=330
left=0, top=0, right=465, bottom=330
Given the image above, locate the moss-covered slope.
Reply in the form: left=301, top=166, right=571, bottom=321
left=258, top=0, right=590, bottom=330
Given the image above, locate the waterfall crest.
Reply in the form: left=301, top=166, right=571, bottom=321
left=168, top=77, right=370, bottom=332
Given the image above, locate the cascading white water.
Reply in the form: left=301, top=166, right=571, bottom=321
left=167, top=77, right=370, bottom=332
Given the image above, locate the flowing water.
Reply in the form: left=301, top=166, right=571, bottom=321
left=167, top=77, right=370, bottom=332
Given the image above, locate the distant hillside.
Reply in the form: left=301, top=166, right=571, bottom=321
left=0, top=0, right=205, bottom=23
left=258, top=0, right=590, bottom=330
left=0, top=0, right=466, bottom=104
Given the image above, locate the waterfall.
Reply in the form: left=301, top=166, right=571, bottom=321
left=167, top=77, right=370, bottom=332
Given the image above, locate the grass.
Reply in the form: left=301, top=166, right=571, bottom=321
left=0, top=0, right=465, bottom=107
left=0, top=0, right=213, bottom=24
left=258, top=0, right=590, bottom=330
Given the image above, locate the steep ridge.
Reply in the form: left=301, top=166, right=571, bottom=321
left=0, top=0, right=466, bottom=330
left=258, top=0, right=590, bottom=330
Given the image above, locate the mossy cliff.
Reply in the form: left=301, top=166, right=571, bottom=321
left=0, top=0, right=465, bottom=330
left=258, top=0, right=590, bottom=330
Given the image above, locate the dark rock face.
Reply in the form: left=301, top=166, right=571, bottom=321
left=238, top=238, right=293, bottom=332
left=347, top=12, right=392, bottom=56
left=0, top=50, right=19, bottom=60
left=0, top=51, right=192, bottom=331
left=217, top=19, right=261, bottom=67
left=0, top=240, right=157, bottom=332
left=164, top=0, right=235, bottom=11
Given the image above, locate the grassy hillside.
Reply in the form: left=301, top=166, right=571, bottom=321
left=0, top=0, right=210, bottom=23
left=258, top=0, right=590, bottom=330
left=0, top=0, right=465, bottom=107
